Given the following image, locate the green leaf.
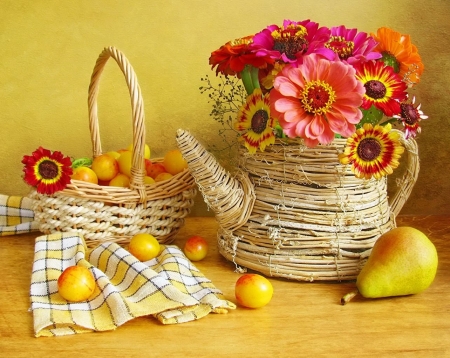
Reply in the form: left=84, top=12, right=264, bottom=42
left=358, top=106, right=384, bottom=128
left=72, top=157, right=92, bottom=169
left=274, top=124, right=286, bottom=138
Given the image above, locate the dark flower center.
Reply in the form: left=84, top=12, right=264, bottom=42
left=364, top=80, right=387, bottom=100
left=251, top=109, right=269, bottom=134
left=357, top=138, right=382, bottom=161
left=272, top=25, right=308, bottom=60
left=39, top=160, right=59, bottom=180
left=400, top=103, right=419, bottom=125
left=326, top=36, right=354, bottom=60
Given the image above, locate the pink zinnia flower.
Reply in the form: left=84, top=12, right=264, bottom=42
left=327, top=25, right=382, bottom=66
left=252, top=19, right=335, bottom=66
left=270, top=54, right=365, bottom=147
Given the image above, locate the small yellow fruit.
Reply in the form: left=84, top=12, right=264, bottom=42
left=127, top=143, right=151, bottom=159
left=91, top=154, right=119, bottom=181
left=58, top=266, right=96, bottom=302
left=155, top=172, right=173, bottom=182
left=235, top=274, right=273, bottom=308
left=163, top=149, right=188, bottom=175
left=144, top=176, right=156, bottom=185
left=117, top=150, right=133, bottom=178
left=105, top=151, right=121, bottom=160
left=184, top=236, right=208, bottom=261
left=128, top=233, right=160, bottom=262
left=71, top=166, right=98, bottom=184
left=109, top=173, right=130, bottom=187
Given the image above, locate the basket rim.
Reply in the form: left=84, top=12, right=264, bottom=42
left=43, top=166, right=195, bottom=205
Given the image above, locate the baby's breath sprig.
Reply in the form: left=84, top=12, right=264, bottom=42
left=199, top=74, right=246, bottom=126
left=200, top=75, right=247, bottom=168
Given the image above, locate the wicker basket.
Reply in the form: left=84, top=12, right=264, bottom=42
left=176, top=129, right=419, bottom=281
left=30, top=47, right=196, bottom=247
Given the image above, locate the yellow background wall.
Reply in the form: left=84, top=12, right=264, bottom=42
left=1, top=0, right=449, bottom=216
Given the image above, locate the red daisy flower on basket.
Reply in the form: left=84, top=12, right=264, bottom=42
left=326, top=25, right=382, bottom=65
left=252, top=19, right=334, bottom=66
left=209, top=36, right=270, bottom=76
left=338, top=123, right=404, bottom=180
left=270, top=54, right=365, bottom=147
left=22, top=147, right=73, bottom=195
left=355, top=60, right=407, bottom=117
left=393, top=96, right=428, bottom=139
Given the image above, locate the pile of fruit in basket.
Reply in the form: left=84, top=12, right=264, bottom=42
left=71, top=144, right=188, bottom=187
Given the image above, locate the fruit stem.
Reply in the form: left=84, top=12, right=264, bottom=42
left=341, top=289, right=359, bottom=305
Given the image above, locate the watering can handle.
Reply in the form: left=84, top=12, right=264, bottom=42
left=388, top=130, right=420, bottom=217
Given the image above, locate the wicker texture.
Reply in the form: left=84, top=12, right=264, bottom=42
left=31, top=47, right=196, bottom=247
left=176, top=129, right=419, bottom=281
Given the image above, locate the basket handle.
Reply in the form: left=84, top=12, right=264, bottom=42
left=388, top=130, right=420, bottom=217
left=88, top=46, right=147, bottom=202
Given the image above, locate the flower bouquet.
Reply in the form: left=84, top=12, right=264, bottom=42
left=186, top=20, right=424, bottom=281
left=204, top=19, right=426, bottom=180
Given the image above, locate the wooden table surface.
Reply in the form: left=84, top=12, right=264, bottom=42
left=0, top=215, right=449, bottom=357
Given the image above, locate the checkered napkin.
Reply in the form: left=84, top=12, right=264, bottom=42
left=0, top=194, right=38, bottom=236
left=30, top=232, right=236, bottom=337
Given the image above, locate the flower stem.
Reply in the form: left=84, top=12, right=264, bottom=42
left=250, top=65, right=260, bottom=91
left=241, top=65, right=260, bottom=95
left=379, top=117, right=398, bottom=126
left=341, top=289, right=359, bottom=305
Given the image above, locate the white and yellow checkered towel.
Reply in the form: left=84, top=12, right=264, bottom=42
left=0, top=194, right=38, bottom=236
left=30, top=232, right=236, bottom=337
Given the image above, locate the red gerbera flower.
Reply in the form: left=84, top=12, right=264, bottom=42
left=209, top=36, right=270, bottom=76
left=22, top=147, right=73, bottom=195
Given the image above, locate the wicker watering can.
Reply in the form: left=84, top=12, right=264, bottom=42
left=176, top=129, right=419, bottom=282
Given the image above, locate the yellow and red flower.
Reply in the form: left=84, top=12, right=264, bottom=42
left=371, top=27, right=424, bottom=86
left=235, top=88, right=276, bottom=153
left=338, top=123, right=404, bottom=180
left=355, top=60, right=407, bottom=117
left=22, top=147, right=73, bottom=195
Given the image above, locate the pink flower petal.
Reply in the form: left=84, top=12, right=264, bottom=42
left=305, top=116, right=325, bottom=138
left=274, top=97, right=302, bottom=114
left=273, top=76, right=301, bottom=97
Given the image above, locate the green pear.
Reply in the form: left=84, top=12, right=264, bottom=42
left=341, top=226, right=438, bottom=304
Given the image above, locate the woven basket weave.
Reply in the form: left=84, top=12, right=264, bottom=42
left=31, top=47, right=196, bottom=247
left=176, top=129, right=419, bottom=281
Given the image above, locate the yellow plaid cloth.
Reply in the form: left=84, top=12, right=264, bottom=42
left=30, top=232, right=236, bottom=337
left=0, top=194, right=38, bottom=236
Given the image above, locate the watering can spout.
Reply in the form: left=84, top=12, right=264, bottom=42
left=176, top=129, right=255, bottom=231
